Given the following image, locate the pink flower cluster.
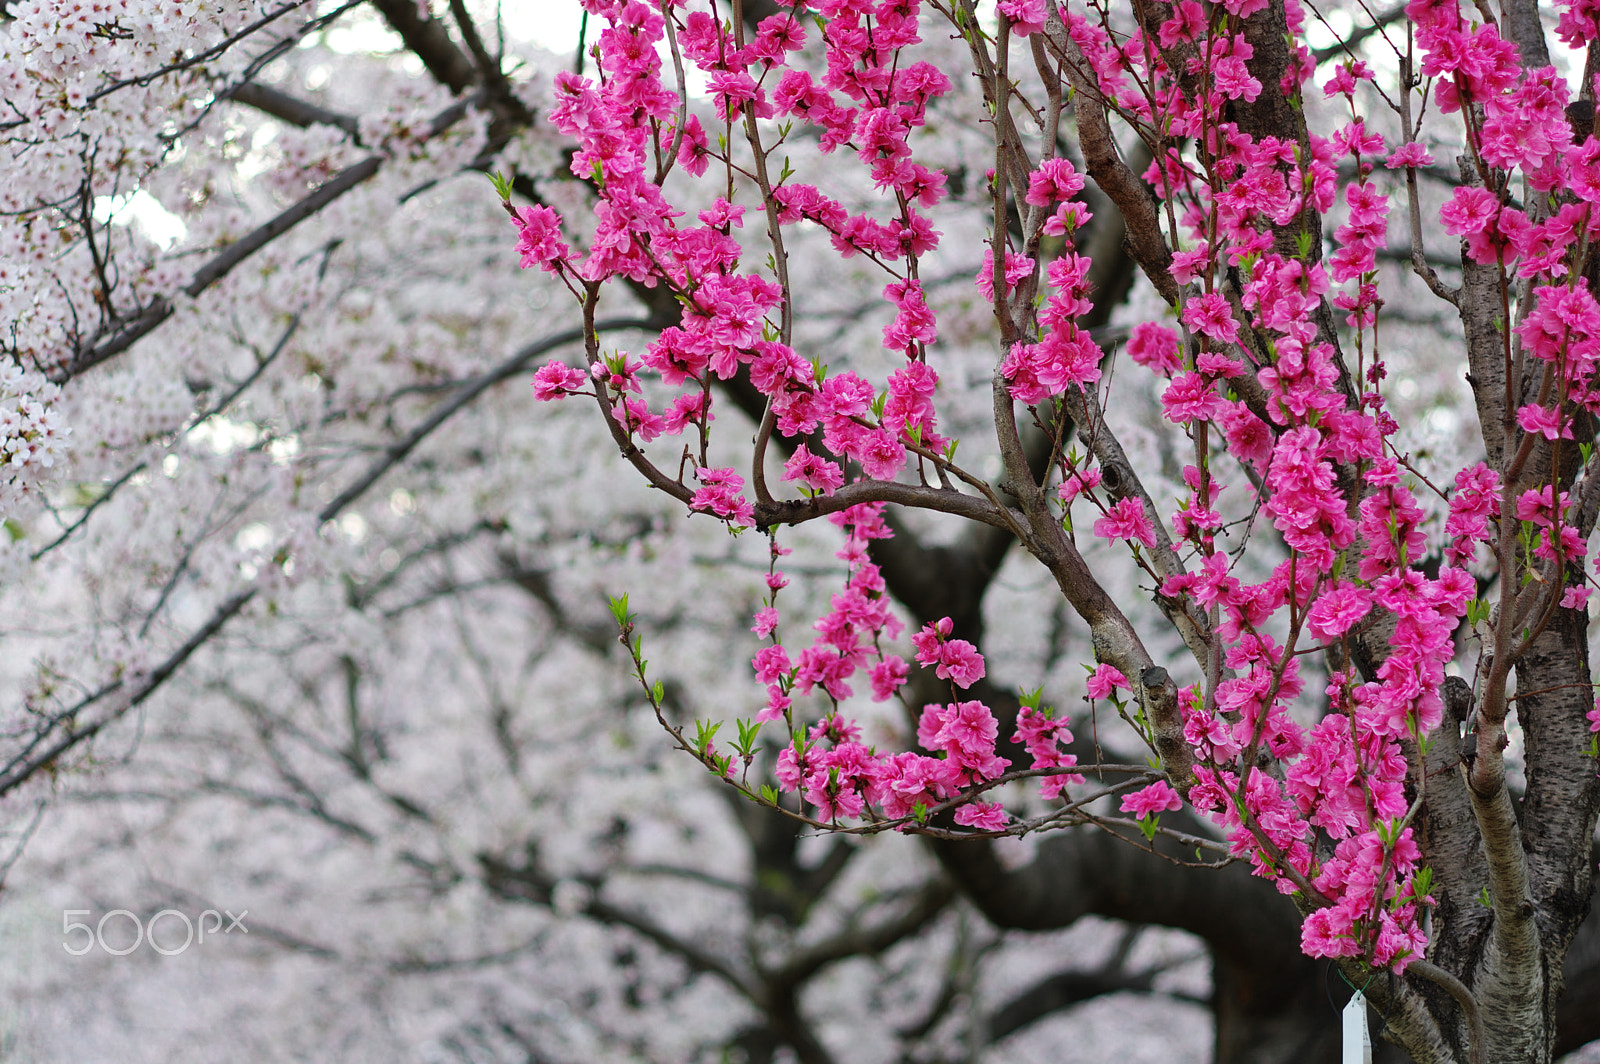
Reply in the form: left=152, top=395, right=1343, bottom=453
left=910, top=616, right=986, bottom=689
left=1000, top=158, right=1106, bottom=403
left=522, top=0, right=1600, bottom=976
left=751, top=521, right=1085, bottom=823
left=1063, top=0, right=1571, bottom=970
left=1015, top=704, right=1084, bottom=800
left=520, top=0, right=959, bottom=481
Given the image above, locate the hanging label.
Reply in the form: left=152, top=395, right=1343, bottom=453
left=1343, top=988, right=1373, bottom=1064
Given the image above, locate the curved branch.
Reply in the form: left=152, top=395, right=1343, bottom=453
left=1407, top=959, right=1487, bottom=1064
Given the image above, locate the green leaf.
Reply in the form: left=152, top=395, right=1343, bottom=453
left=1477, top=886, right=1492, bottom=909
left=1138, top=813, right=1159, bottom=842
left=487, top=170, right=514, bottom=200
left=608, top=593, right=631, bottom=626
left=760, top=784, right=780, bottom=805
left=736, top=718, right=762, bottom=755
left=1467, top=596, right=1490, bottom=627
left=694, top=718, right=722, bottom=755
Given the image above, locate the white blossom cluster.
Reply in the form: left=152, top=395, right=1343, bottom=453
left=2, top=0, right=283, bottom=88
left=0, top=363, right=68, bottom=519
left=63, top=362, right=191, bottom=454
left=0, top=1, right=315, bottom=375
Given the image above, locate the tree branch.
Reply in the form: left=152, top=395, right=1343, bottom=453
left=59, top=91, right=485, bottom=381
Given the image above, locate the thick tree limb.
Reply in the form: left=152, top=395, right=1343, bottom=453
left=1499, top=0, right=1550, bottom=69
left=369, top=0, right=477, bottom=94
left=227, top=82, right=360, bottom=136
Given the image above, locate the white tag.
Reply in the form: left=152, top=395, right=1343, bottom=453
left=1342, top=988, right=1373, bottom=1064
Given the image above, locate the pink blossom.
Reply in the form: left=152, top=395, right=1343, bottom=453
left=935, top=641, right=986, bottom=689
left=937, top=701, right=997, bottom=750
left=871, top=656, right=909, bottom=701
left=1161, top=372, right=1227, bottom=423
left=757, top=686, right=791, bottom=724
left=1440, top=186, right=1501, bottom=236
left=512, top=205, right=570, bottom=273
left=1300, top=906, right=1359, bottom=959
left=1385, top=141, right=1435, bottom=169
left=1517, top=403, right=1572, bottom=440
left=783, top=443, right=845, bottom=496
left=1120, top=780, right=1182, bottom=817
left=1093, top=497, right=1158, bottom=550
left=1306, top=582, right=1374, bottom=643
left=753, top=645, right=791, bottom=685
left=662, top=393, right=711, bottom=435
left=953, top=800, right=1008, bottom=830
left=911, top=618, right=952, bottom=664
left=1086, top=663, right=1130, bottom=699
left=1057, top=464, right=1103, bottom=503
left=856, top=428, right=907, bottom=481
left=1024, top=157, right=1086, bottom=206
left=975, top=248, right=1035, bottom=303
left=690, top=467, right=755, bottom=527
left=494, top=0, right=1592, bottom=981
left=912, top=619, right=987, bottom=688
left=531, top=361, right=588, bottom=401
left=1158, top=1, right=1205, bottom=45
left=1126, top=321, right=1183, bottom=375
left=882, top=279, right=938, bottom=351
left=1182, top=292, right=1241, bottom=345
